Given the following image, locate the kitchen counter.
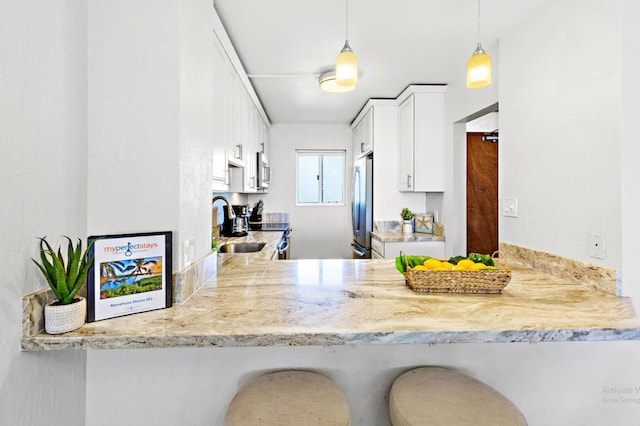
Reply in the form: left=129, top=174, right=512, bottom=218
left=371, top=230, right=445, bottom=243
left=21, top=258, right=640, bottom=351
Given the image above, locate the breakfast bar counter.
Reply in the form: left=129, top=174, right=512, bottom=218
left=21, top=258, right=640, bottom=351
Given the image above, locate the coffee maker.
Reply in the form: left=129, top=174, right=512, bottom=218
left=222, top=204, right=249, bottom=237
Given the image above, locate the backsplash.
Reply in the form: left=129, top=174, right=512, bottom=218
left=374, top=220, right=444, bottom=237
left=499, top=243, right=618, bottom=295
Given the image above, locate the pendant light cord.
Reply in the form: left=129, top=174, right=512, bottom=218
left=476, top=0, right=481, bottom=43
left=345, top=0, right=349, bottom=41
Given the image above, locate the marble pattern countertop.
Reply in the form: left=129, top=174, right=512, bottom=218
left=371, top=231, right=445, bottom=243
left=21, top=257, right=640, bottom=351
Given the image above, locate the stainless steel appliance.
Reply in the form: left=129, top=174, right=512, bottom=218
left=351, top=154, right=373, bottom=258
left=256, top=152, right=271, bottom=189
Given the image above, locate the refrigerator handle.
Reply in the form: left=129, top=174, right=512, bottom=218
left=352, top=166, right=361, bottom=236
left=351, top=243, right=366, bottom=257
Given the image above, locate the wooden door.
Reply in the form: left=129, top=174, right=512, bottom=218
left=466, top=132, right=498, bottom=255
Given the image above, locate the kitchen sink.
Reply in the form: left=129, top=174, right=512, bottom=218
left=219, top=242, right=266, bottom=253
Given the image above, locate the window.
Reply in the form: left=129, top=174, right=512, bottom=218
left=296, top=150, right=345, bottom=205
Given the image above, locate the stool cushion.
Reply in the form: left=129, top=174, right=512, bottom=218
left=389, top=367, right=527, bottom=426
left=226, top=370, right=351, bottom=425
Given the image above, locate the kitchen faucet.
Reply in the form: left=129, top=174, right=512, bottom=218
left=212, top=195, right=236, bottom=220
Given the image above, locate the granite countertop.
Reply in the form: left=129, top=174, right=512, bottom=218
left=21, top=257, right=640, bottom=351
left=371, top=230, right=445, bottom=243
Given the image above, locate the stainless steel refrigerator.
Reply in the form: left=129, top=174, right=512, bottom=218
left=351, top=154, right=373, bottom=258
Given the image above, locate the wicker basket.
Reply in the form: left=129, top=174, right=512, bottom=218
left=403, top=252, right=511, bottom=294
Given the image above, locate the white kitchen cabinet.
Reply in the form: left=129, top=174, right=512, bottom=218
left=242, top=105, right=258, bottom=192
left=352, top=107, right=373, bottom=158
left=371, top=236, right=445, bottom=259
left=213, top=27, right=269, bottom=193
left=397, top=89, right=446, bottom=192
left=211, top=33, right=229, bottom=190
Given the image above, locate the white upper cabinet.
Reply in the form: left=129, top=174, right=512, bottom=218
left=211, top=33, right=229, bottom=190
left=211, top=8, right=270, bottom=193
left=352, top=107, right=373, bottom=158
left=397, top=87, right=446, bottom=192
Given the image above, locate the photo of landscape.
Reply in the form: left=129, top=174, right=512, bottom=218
left=99, top=256, right=163, bottom=299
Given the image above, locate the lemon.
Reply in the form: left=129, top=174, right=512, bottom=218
left=413, top=265, right=427, bottom=270
left=423, top=259, right=443, bottom=270
left=456, top=259, right=475, bottom=270
left=470, top=262, right=488, bottom=270
left=440, top=261, right=454, bottom=270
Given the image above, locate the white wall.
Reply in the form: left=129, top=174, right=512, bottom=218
left=499, top=0, right=622, bottom=269
left=441, top=41, right=500, bottom=258
left=86, top=341, right=640, bottom=426
left=0, top=1, right=87, bottom=425
left=87, top=0, right=214, bottom=270
left=87, top=0, right=181, bottom=255
left=179, top=0, right=216, bottom=267
left=249, top=124, right=353, bottom=259
left=620, top=0, right=640, bottom=306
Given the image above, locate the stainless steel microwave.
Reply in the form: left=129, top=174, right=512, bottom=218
left=256, top=151, right=270, bottom=189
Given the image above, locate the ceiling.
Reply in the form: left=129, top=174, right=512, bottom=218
left=214, top=0, right=545, bottom=124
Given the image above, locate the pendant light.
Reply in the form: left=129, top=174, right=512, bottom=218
left=466, top=0, right=492, bottom=88
left=335, top=0, right=357, bottom=87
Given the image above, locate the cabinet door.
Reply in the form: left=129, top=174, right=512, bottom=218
left=352, top=120, right=362, bottom=158
left=242, top=99, right=257, bottom=192
left=227, top=72, right=245, bottom=167
left=360, top=108, right=373, bottom=154
left=398, top=95, right=414, bottom=191
left=211, top=34, right=229, bottom=188
left=413, top=93, right=445, bottom=192
left=352, top=108, right=373, bottom=159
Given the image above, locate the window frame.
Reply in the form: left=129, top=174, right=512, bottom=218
left=295, top=149, right=346, bottom=206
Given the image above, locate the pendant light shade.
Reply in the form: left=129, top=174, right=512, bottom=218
left=336, top=41, right=358, bottom=87
left=466, top=0, right=492, bottom=88
left=466, top=43, right=492, bottom=88
left=335, top=0, right=357, bottom=88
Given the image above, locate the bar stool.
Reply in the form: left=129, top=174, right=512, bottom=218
left=225, top=370, right=351, bottom=425
left=389, top=367, right=527, bottom=426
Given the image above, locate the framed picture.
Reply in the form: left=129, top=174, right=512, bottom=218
left=414, top=213, right=434, bottom=234
left=87, top=231, right=172, bottom=322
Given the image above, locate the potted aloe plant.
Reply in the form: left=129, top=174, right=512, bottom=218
left=32, top=236, right=95, bottom=334
left=401, top=208, right=415, bottom=234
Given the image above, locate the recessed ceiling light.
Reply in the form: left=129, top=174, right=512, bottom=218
left=319, top=71, right=355, bottom=93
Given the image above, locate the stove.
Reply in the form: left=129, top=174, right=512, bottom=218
left=249, top=221, right=290, bottom=232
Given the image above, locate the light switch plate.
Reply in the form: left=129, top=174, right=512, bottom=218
left=503, top=197, right=518, bottom=217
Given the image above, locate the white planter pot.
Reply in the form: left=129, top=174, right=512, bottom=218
left=402, top=219, right=414, bottom=234
left=44, top=297, right=86, bottom=334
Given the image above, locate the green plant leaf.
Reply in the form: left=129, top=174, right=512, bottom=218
left=51, top=248, right=70, bottom=304
left=65, top=237, right=81, bottom=296
left=68, top=238, right=97, bottom=301
left=38, top=238, right=56, bottom=282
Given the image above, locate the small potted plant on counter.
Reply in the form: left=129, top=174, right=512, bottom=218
left=32, top=236, right=95, bottom=334
left=401, top=208, right=415, bottom=234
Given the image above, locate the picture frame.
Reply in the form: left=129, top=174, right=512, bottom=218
left=414, top=213, right=434, bottom=234
left=87, top=231, right=172, bottom=322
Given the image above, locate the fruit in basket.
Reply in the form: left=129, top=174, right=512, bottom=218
left=395, top=253, right=498, bottom=274
left=423, top=258, right=443, bottom=269
left=439, top=261, right=454, bottom=270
